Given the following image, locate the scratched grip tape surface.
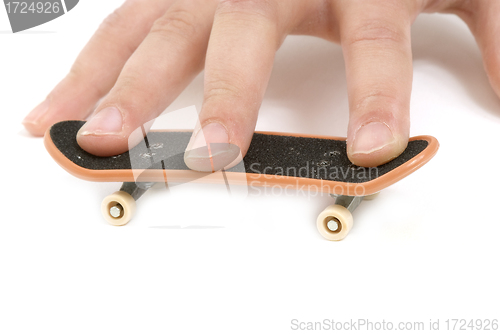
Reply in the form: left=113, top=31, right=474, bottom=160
left=50, top=121, right=428, bottom=183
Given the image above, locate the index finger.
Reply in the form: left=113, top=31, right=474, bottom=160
left=22, top=0, right=173, bottom=136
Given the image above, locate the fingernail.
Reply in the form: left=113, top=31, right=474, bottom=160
left=78, top=107, right=123, bottom=135
left=23, top=98, right=50, bottom=125
left=184, top=122, right=239, bottom=172
left=352, top=122, right=395, bottom=155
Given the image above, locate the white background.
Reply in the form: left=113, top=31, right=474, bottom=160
left=1, top=1, right=499, bottom=333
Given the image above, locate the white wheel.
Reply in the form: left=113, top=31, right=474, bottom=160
left=316, top=204, right=353, bottom=241
left=101, top=191, right=136, bottom=226
left=363, top=192, right=380, bottom=201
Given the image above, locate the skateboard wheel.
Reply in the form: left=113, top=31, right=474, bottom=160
left=363, top=192, right=380, bottom=201
left=101, top=191, right=136, bottom=226
left=316, top=205, right=353, bottom=241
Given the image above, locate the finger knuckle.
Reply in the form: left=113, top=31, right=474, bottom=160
left=150, top=7, right=198, bottom=40
left=204, top=76, right=246, bottom=103
left=344, top=21, right=408, bottom=47
left=355, top=91, right=400, bottom=112
left=68, top=64, right=109, bottom=99
left=99, top=7, right=129, bottom=34
left=217, top=0, right=278, bottom=22
left=424, top=0, right=475, bottom=12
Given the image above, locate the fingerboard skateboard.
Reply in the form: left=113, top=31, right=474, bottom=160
left=45, top=121, right=439, bottom=240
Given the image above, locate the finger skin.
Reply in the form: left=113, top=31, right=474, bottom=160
left=77, top=0, right=218, bottom=156
left=460, top=0, right=500, bottom=98
left=184, top=0, right=289, bottom=171
left=336, top=0, right=414, bottom=167
left=22, top=0, right=173, bottom=136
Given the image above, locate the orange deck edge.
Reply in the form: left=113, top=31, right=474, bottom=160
left=44, top=127, right=439, bottom=197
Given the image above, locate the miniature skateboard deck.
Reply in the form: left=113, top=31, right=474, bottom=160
left=45, top=120, right=439, bottom=241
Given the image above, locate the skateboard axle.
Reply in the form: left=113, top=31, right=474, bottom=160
left=120, top=182, right=156, bottom=201
left=323, top=195, right=364, bottom=232
left=330, top=195, right=363, bottom=213
left=110, top=204, right=123, bottom=218
left=326, top=218, right=340, bottom=232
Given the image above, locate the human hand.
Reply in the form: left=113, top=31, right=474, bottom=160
left=22, top=0, right=500, bottom=169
